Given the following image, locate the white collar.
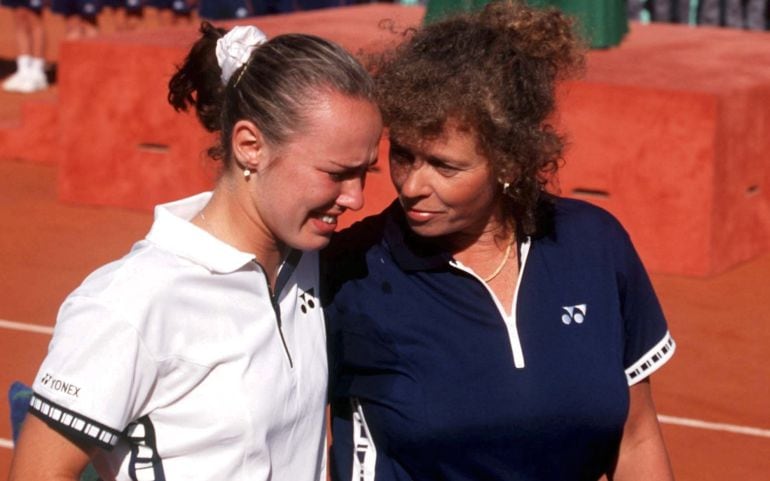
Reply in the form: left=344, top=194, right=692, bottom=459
left=145, top=192, right=256, bottom=273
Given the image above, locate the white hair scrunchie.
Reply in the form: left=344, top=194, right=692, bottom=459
left=215, top=25, right=268, bottom=85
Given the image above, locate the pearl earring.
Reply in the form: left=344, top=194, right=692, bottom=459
left=502, top=182, right=511, bottom=195
left=243, top=168, right=251, bottom=179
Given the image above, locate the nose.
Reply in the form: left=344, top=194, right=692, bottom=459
left=395, top=161, right=429, bottom=199
left=336, top=177, right=365, bottom=212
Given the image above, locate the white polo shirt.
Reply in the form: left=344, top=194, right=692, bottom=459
left=30, top=192, right=328, bottom=481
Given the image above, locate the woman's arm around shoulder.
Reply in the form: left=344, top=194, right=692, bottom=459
left=610, top=379, right=675, bottom=481
left=8, top=414, right=97, bottom=481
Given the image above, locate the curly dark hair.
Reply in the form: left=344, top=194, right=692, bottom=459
left=373, top=0, right=585, bottom=236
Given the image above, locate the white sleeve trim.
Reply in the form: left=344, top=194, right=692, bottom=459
left=28, top=393, right=121, bottom=449
left=625, top=330, right=676, bottom=386
left=351, top=397, right=377, bottom=481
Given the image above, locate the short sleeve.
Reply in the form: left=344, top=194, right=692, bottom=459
left=29, top=294, right=158, bottom=450
left=614, top=229, right=676, bottom=386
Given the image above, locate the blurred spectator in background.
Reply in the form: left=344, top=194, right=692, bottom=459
left=151, top=0, right=196, bottom=25
left=51, top=0, right=101, bottom=39
left=104, top=0, right=145, bottom=31
left=197, top=0, right=252, bottom=19
left=628, top=0, right=691, bottom=23
left=1, top=0, right=48, bottom=93
left=200, top=0, right=353, bottom=17
left=293, top=0, right=352, bottom=13
left=699, top=0, right=767, bottom=29
left=102, top=0, right=144, bottom=31
left=629, top=0, right=768, bottom=30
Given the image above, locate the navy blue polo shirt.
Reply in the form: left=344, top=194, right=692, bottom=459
left=322, top=197, right=675, bottom=481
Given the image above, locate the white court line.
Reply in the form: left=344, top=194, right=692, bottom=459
left=0, top=318, right=54, bottom=335
left=658, top=415, right=770, bottom=439
left=0, top=438, right=12, bottom=449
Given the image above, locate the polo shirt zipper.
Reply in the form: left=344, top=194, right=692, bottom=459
left=448, top=238, right=531, bottom=369
left=256, top=261, right=294, bottom=369
left=269, top=284, right=294, bottom=369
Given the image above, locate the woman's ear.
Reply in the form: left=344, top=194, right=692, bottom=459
left=232, top=120, right=269, bottom=173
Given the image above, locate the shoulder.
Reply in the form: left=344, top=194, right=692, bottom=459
left=545, top=196, right=630, bottom=246
left=552, top=197, right=625, bottom=233
left=76, top=240, right=196, bottom=295
left=529, top=196, right=638, bottom=271
left=63, top=240, right=206, bottom=330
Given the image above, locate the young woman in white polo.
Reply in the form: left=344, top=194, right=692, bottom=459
left=9, top=22, right=382, bottom=481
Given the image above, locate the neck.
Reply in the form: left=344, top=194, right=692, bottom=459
left=450, top=228, right=514, bottom=262
left=195, top=186, right=287, bottom=286
left=443, top=209, right=513, bottom=256
left=443, top=212, right=516, bottom=280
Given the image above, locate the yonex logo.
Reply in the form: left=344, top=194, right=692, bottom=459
left=299, top=288, right=316, bottom=314
left=41, top=373, right=81, bottom=397
left=561, top=304, right=587, bottom=325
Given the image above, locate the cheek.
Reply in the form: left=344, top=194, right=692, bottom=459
left=444, top=178, right=496, bottom=212
left=306, top=174, right=340, bottom=200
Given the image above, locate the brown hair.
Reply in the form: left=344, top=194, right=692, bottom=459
left=168, top=22, right=375, bottom=167
left=373, top=0, right=585, bottom=235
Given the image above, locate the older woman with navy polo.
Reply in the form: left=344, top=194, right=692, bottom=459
left=323, top=2, right=676, bottom=480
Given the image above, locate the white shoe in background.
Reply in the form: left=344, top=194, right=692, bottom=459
left=2, top=70, right=29, bottom=92
left=17, top=70, right=49, bottom=93
left=2, top=55, right=48, bottom=93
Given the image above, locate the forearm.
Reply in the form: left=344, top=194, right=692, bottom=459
left=9, top=415, right=94, bottom=481
left=610, top=380, right=675, bottom=481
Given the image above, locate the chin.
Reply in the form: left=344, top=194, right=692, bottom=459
left=290, top=235, right=333, bottom=252
left=406, top=222, right=449, bottom=239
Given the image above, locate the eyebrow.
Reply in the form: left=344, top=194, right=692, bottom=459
left=328, top=156, right=379, bottom=171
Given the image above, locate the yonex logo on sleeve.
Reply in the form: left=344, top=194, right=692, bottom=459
left=561, top=304, right=587, bottom=325
left=41, top=373, right=81, bottom=398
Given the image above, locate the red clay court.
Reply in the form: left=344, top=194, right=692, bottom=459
left=1, top=4, right=769, bottom=480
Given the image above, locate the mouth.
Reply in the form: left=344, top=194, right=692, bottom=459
left=309, top=210, right=341, bottom=235
left=402, top=205, right=441, bottom=223
left=320, top=214, right=337, bottom=225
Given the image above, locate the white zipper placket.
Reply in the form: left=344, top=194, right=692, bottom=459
left=449, top=238, right=531, bottom=368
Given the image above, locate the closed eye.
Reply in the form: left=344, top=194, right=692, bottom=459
left=427, top=157, right=460, bottom=177
left=328, top=160, right=378, bottom=181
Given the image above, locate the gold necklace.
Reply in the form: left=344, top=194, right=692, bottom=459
left=483, top=237, right=515, bottom=282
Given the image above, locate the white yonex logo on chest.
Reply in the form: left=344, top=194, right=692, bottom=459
left=561, top=304, right=587, bottom=325
left=299, top=288, right=316, bottom=314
